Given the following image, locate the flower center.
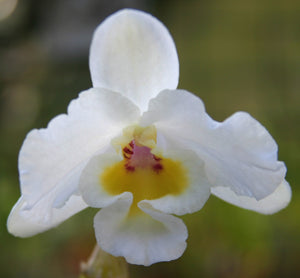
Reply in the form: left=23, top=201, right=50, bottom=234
left=122, top=140, right=163, bottom=172
left=100, top=125, right=188, bottom=215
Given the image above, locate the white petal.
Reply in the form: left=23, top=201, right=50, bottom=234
left=11, top=88, right=140, bottom=237
left=94, top=195, right=187, bottom=266
left=145, top=148, right=211, bottom=215
left=89, top=9, right=179, bottom=111
left=211, top=180, right=291, bottom=214
left=141, top=89, right=287, bottom=201
left=7, top=195, right=87, bottom=237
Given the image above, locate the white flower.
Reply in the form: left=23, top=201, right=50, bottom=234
left=7, top=9, right=291, bottom=266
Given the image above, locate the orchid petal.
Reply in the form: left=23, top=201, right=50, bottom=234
left=211, top=180, right=291, bottom=214
left=7, top=195, right=87, bottom=237
left=8, top=88, right=140, bottom=237
left=141, top=89, right=289, bottom=205
left=94, top=195, right=187, bottom=266
left=90, top=9, right=179, bottom=111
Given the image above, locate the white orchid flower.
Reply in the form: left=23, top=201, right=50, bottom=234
left=7, top=9, right=291, bottom=266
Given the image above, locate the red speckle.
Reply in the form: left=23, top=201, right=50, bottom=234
left=125, top=164, right=135, bottom=172
left=129, top=141, right=134, bottom=148
left=123, top=147, right=133, bottom=155
left=153, top=163, right=163, bottom=173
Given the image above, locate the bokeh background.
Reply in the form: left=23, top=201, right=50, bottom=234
left=0, top=0, right=299, bottom=277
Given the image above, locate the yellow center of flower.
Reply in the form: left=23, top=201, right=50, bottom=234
left=100, top=125, right=188, bottom=215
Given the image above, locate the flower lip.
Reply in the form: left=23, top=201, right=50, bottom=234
left=100, top=125, right=190, bottom=215
left=79, top=122, right=211, bottom=218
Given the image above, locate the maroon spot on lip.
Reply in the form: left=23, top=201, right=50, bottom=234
left=123, top=147, right=133, bottom=154
left=129, top=141, right=134, bottom=148
left=152, top=163, right=163, bottom=173
left=125, top=164, right=135, bottom=172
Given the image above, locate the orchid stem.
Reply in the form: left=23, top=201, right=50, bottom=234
left=79, top=244, right=129, bottom=278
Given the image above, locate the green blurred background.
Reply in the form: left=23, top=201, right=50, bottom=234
left=0, top=0, right=299, bottom=277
